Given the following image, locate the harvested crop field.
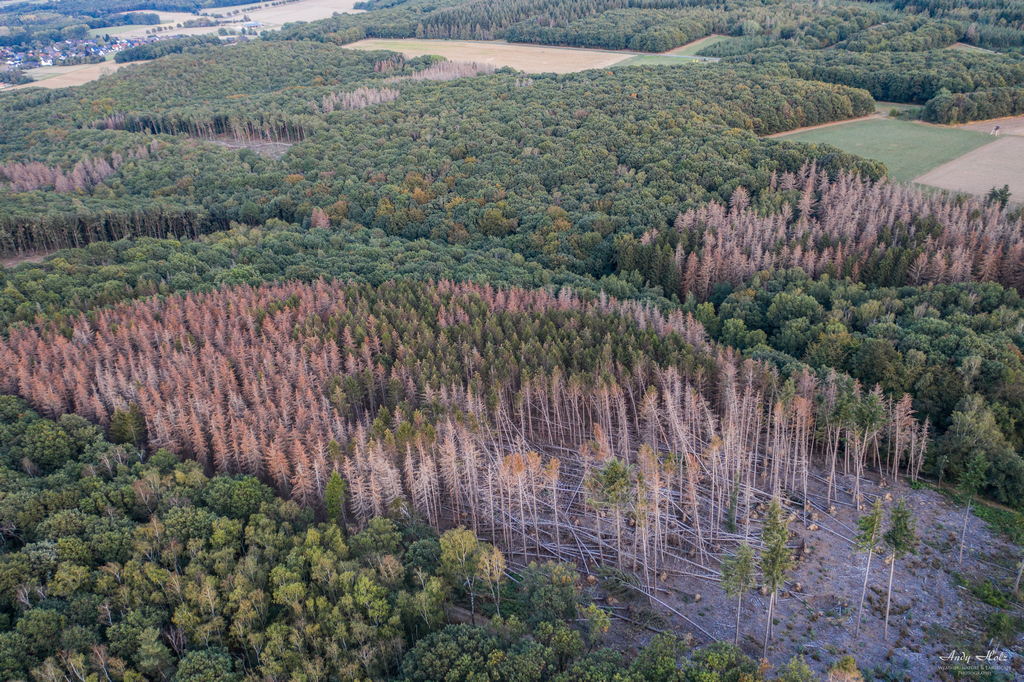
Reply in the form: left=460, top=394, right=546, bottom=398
left=7, top=61, right=128, bottom=90
left=959, top=115, right=1024, bottom=137
left=107, top=0, right=363, bottom=39
left=344, top=39, right=632, bottom=73
left=914, top=136, right=1024, bottom=200
left=775, top=118, right=995, bottom=183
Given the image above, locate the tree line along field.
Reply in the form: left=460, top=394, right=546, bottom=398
left=0, top=40, right=881, bottom=258
left=775, top=118, right=997, bottom=183
left=773, top=114, right=1024, bottom=199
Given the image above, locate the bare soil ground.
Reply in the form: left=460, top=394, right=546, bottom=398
left=0, top=252, right=50, bottom=269
left=959, top=115, right=1024, bottom=137
left=344, top=39, right=632, bottom=73
left=586, top=474, right=1023, bottom=680
left=211, top=137, right=293, bottom=159
left=914, top=136, right=1024, bottom=200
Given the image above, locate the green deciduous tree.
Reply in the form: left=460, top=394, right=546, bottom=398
left=21, top=420, right=74, bottom=473
left=582, top=602, right=610, bottom=651
left=440, top=527, right=486, bottom=624
left=477, top=544, right=506, bottom=616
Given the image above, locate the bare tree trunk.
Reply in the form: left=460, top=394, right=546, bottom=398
left=959, top=500, right=971, bottom=565
left=614, top=507, right=623, bottom=571
left=551, top=476, right=560, bottom=558
left=1014, top=556, right=1023, bottom=597
left=884, top=554, right=895, bottom=641
left=855, top=547, right=874, bottom=638
left=762, top=590, right=774, bottom=658
left=735, top=593, right=743, bottom=646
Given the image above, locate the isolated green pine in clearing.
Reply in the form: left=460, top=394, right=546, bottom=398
left=855, top=499, right=885, bottom=552
left=721, top=542, right=758, bottom=645
left=722, top=542, right=758, bottom=600
left=883, top=497, right=918, bottom=640
left=885, top=498, right=918, bottom=560
left=761, top=500, right=793, bottom=595
left=853, top=498, right=885, bottom=637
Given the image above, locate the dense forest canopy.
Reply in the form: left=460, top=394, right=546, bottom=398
left=271, top=0, right=1020, bottom=54
left=268, top=0, right=1024, bottom=121
left=0, top=0, right=1022, bottom=506
left=0, top=395, right=829, bottom=681
left=2, top=0, right=1024, bottom=675
left=1, top=12, right=1024, bottom=506
left=0, top=40, right=879, bottom=265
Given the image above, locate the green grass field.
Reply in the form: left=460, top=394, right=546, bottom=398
left=777, top=119, right=996, bottom=182
left=668, top=34, right=730, bottom=55
left=875, top=101, right=919, bottom=114
left=616, top=54, right=698, bottom=66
